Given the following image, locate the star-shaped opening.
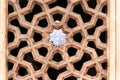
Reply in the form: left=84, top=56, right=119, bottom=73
left=49, top=29, right=66, bottom=46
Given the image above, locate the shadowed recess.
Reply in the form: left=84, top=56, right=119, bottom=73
left=10, top=41, right=28, bottom=57
left=87, top=67, right=97, bottom=76
left=67, top=47, right=77, bottom=57
left=8, top=31, right=15, bottom=43
left=10, top=19, right=28, bottom=34
left=73, top=32, right=82, bottom=43
left=53, top=53, right=63, bottom=62
left=102, top=77, right=107, bottom=80
left=100, top=31, right=107, bottom=43
left=25, top=4, right=42, bottom=22
left=38, top=77, right=43, bottom=80
left=38, top=47, right=48, bottom=57
left=73, top=53, right=91, bottom=71
left=8, top=4, right=14, bottom=13
left=102, top=5, right=107, bottom=14
left=47, top=67, right=67, bottom=80
left=73, top=4, right=92, bottom=23
left=18, top=66, right=28, bottom=76
left=87, top=18, right=103, bottom=35
left=8, top=78, right=13, bottom=80
left=67, top=18, right=77, bottom=28
left=38, top=18, right=48, bottom=28
left=24, top=52, right=42, bottom=71
left=101, top=61, right=107, bottom=70
left=8, top=61, right=14, bottom=71
left=33, top=32, right=42, bottom=42
left=19, top=0, right=28, bottom=8
left=49, top=0, right=68, bottom=8
left=53, top=13, right=63, bottom=21
left=87, top=0, right=97, bottom=9
left=87, top=41, right=103, bottom=56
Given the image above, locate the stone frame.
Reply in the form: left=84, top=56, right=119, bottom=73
left=0, top=0, right=118, bottom=80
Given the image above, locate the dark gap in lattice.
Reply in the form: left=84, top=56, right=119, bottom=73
left=38, top=18, right=48, bottom=28
left=101, top=61, right=107, bottom=70
left=87, top=18, right=103, bottom=35
left=102, top=5, right=107, bottom=14
left=53, top=13, right=63, bottom=21
left=8, top=61, right=14, bottom=71
left=73, top=32, right=82, bottom=43
left=23, top=52, right=42, bottom=71
left=49, top=0, right=68, bottom=8
left=10, top=41, right=28, bottom=57
left=33, top=32, right=42, bottom=42
left=19, top=0, right=28, bottom=8
left=102, top=77, right=107, bottom=80
left=67, top=47, right=77, bottom=57
left=73, top=4, right=92, bottom=23
left=47, top=67, right=67, bottom=80
left=87, top=0, right=97, bottom=9
left=73, top=53, right=91, bottom=71
left=53, top=53, right=63, bottom=62
left=18, top=66, right=28, bottom=76
left=87, top=41, right=103, bottom=56
left=25, top=4, right=42, bottom=22
left=38, top=47, right=48, bottom=57
left=8, top=78, right=13, bottom=80
left=100, top=31, right=107, bottom=43
left=65, top=76, right=77, bottom=80
left=10, top=19, right=28, bottom=34
left=8, top=4, right=14, bottom=14
left=8, top=31, right=14, bottom=43
left=87, top=67, right=97, bottom=76
left=67, top=18, right=77, bottom=28
left=38, top=77, right=43, bottom=80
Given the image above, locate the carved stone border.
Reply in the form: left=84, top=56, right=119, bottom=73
left=116, top=0, right=120, bottom=80
left=0, top=0, right=117, bottom=80
left=0, top=0, right=7, bottom=80
left=108, top=0, right=116, bottom=80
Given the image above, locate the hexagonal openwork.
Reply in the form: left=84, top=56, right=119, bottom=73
left=7, top=0, right=108, bottom=80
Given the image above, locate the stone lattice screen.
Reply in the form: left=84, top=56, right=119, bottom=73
left=7, top=0, right=108, bottom=80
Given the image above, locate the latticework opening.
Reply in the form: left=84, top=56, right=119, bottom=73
left=7, top=0, right=108, bottom=80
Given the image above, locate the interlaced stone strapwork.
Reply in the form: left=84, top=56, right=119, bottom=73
left=7, top=0, right=108, bottom=80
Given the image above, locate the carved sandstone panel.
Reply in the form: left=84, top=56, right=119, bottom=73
left=7, top=0, right=108, bottom=80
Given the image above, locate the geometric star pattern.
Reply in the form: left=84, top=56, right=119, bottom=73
left=7, top=0, right=108, bottom=80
